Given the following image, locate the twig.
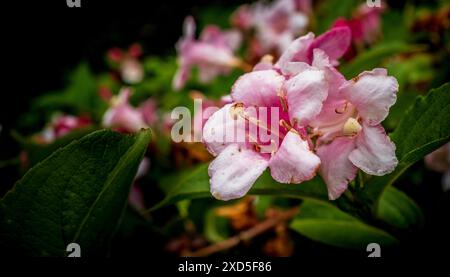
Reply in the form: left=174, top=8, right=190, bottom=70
left=184, top=207, right=299, bottom=257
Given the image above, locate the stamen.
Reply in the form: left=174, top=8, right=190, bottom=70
left=259, top=139, right=278, bottom=155
left=230, top=102, right=245, bottom=120
left=342, top=117, right=362, bottom=135
left=279, top=119, right=298, bottom=135
left=278, top=94, right=289, bottom=112
left=231, top=103, right=282, bottom=140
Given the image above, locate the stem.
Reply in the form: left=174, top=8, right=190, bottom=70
left=183, top=207, right=299, bottom=257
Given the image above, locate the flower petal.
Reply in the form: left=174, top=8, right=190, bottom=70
left=209, top=144, right=268, bottom=200
left=275, top=32, right=315, bottom=72
left=231, top=70, right=284, bottom=107
left=317, top=137, right=358, bottom=200
left=349, top=124, right=398, bottom=176
left=269, top=131, right=320, bottom=183
left=340, top=68, right=399, bottom=125
left=202, top=104, right=247, bottom=156
left=285, top=67, right=328, bottom=126
left=307, top=26, right=351, bottom=64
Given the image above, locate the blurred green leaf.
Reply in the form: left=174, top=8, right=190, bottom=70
left=290, top=200, right=398, bottom=249
left=204, top=209, right=230, bottom=243
left=358, top=83, right=450, bottom=209
left=315, top=0, right=360, bottom=33
left=375, top=187, right=424, bottom=230
left=150, top=164, right=328, bottom=212
left=0, top=129, right=151, bottom=256
left=340, top=42, right=416, bottom=79
left=32, top=63, right=106, bottom=119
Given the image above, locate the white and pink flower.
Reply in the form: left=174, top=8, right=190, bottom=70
left=201, top=27, right=399, bottom=201
left=173, top=17, right=242, bottom=90
left=40, top=114, right=91, bottom=143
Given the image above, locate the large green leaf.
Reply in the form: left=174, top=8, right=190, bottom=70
left=290, top=200, right=398, bottom=249
left=0, top=129, right=151, bottom=256
left=340, top=42, right=416, bottom=79
left=375, top=187, right=424, bottom=230
left=150, top=164, right=328, bottom=211
left=358, top=83, right=450, bottom=208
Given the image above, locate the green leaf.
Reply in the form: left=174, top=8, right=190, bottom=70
left=375, top=187, right=424, bottom=230
left=340, top=42, right=416, bottom=79
left=32, top=63, right=106, bottom=119
left=204, top=209, right=230, bottom=243
left=0, top=129, right=151, bottom=256
left=290, top=200, right=398, bottom=249
left=150, top=164, right=328, bottom=211
left=359, top=83, right=450, bottom=208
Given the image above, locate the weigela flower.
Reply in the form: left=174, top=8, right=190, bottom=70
left=202, top=27, right=398, bottom=201
left=311, top=67, right=399, bottom=200
left=40, top=114, right=91, bottom=143
left=332, top=3, right=385, bottom=46
left=231, top=0, right=311, bottom=56
left=173, top=17, right=242, bottom=90
left=102, top=88, right=158, bottom=133
left=107, top=43, right=144, bottom=84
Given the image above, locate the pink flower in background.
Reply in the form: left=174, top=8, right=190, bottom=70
left=425, top=143, right=450, bottom=191
left=128, top=157, right=151, bottom=213
left=107, top=43, right=145, bottom=84
left=102, top=88, right=158, bottom=133
left=231, top=0, right=311, bottom=56
left=311, top=68, right=399, bottom=200
left=332, top=3, right=385, bottom=46
left=173, top=17, right=242, bottom=90
left=41, top=114, right=91, bottom=143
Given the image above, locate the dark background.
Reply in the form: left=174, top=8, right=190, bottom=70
left=0, top=0, right=448, bottom=259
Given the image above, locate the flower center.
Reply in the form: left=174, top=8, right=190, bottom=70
left=230, top=102, right=293, bottom=155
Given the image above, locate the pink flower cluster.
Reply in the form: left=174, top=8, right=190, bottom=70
left=201, top=26, right=399, bottom=201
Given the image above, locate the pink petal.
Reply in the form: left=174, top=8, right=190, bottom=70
left=269, top=131, right=320, bottom=183
left=349, top=124, right=398, bottom=176
left=340, top=68, right=399, bottom=125
left=231, top=70, right=284, bottom=107
left=425, top=143, right=450, bottom=173
left=311, top=49, right=346, bottom=100
left=275, top=32, right=315, bottom=72
left=285, top=67, right=328, bottom=126
left=202, top=104, right=247, bottom=156
left=307, top=26, right=351, bottom=64
left=183, top=16, right=196, bottom=40
left=317, top=137, right=358, bottom=200
left=172, top=64, right=190, bottom=90
left=209, top=144, right=268, bottom=200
